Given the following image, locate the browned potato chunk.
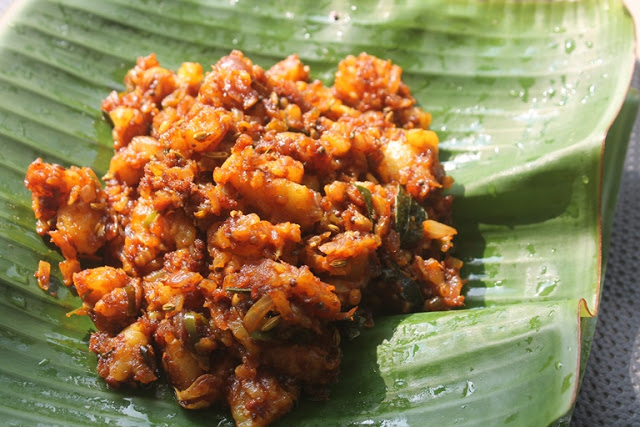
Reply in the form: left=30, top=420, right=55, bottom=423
left=89, top=319, right=157, bottom=387
left=227, top=368, right=298, bottom=427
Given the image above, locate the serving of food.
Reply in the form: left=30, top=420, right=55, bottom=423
left=25, top=51, right=463, bottom=426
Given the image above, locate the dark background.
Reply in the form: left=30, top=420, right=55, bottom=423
left=571, top=68, right=640, bottom=426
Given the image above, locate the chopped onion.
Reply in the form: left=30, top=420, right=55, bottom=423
left=227, top=309, right=258, bottom=353
left=422, top=219, right=457, bottom=240
left=243, top=294, right=275, bottom=333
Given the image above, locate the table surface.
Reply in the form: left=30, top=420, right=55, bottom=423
left=0, top=0, right=638, bottom=425
left=571, top=68, right=640, bottom=427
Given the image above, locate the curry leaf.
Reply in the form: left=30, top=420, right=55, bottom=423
left=380, top=265, right=425, bottom=310
left=355, top=184, right=374, bottom=223
left=394, top=184, right=428, bottom=248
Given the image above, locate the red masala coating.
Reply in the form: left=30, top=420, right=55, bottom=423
left=25, top=51, right=464, bottom=427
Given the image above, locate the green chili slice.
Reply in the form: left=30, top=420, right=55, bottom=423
left=184, top=312, right=206, bottom=346
left=124, top=284, right=137, bottom=316
left=143, top=210, right=159, bottom=228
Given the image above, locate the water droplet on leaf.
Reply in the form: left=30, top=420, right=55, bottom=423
left=564, top=39, right=576, bottom=54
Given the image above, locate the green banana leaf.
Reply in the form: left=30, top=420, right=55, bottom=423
left=0, top=0, right=636, bottom=425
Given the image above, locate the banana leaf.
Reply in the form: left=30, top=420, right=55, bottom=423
left=0, top=0, right=636, bottom=425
